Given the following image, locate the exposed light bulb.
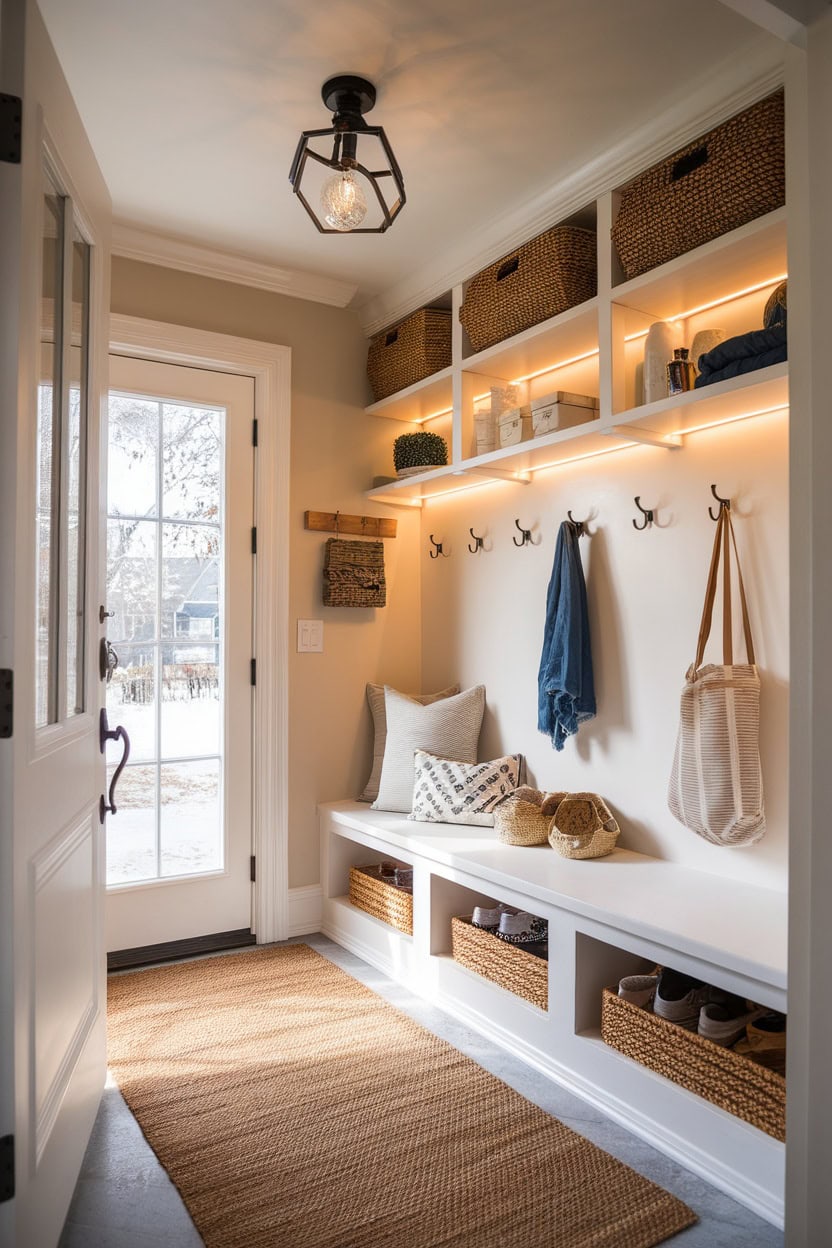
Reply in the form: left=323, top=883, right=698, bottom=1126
left=320, top=168, right=367, bottom=232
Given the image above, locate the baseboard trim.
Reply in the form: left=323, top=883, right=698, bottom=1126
left=288, top=884, right=323, bottom=936
left=108, top=928, right=255, bottom=971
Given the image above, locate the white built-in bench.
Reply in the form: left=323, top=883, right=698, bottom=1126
left=320, top=800, right=787, bottom=1227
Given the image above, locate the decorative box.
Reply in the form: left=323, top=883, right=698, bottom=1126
left=498, top=405, right=532, bottom=448
left=531, top=391, right=598, bottom=437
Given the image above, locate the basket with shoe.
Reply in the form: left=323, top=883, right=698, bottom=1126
left=451, top=904, right=549, bottom=1010
left=349, top=861, right=414, bottom=935
left=602, top=967, right=786, bottom=1140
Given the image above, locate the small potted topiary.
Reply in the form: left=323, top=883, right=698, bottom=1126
left=393, top=431, right=448, bottom=477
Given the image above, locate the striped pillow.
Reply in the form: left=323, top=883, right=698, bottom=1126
left=409, top=750, right=522, bottom=826
left=359, top=682, right=460, bottom=802
left=373, top=685, right=486, bottom=814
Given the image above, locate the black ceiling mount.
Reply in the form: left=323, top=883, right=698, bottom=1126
left=321, top=75, right=377, bottom=122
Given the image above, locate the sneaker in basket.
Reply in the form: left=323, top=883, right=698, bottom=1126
left=471, top=903, right=517, bottom=931
left=698, top=997, right=766, bottom=1047
left=618, top=973, right=659, bottom=1008
left=653, top=969, right=732, bottom=1031
left=496, top=911, right=548, bottom=945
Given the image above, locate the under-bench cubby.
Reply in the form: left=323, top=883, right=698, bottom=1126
left=320, top=801, right=788, bottom=1228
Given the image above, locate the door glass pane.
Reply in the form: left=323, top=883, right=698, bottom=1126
left=105, top=764, right=158, bottom=886
left=35, top=182, right=63, bottom=727
left=106, top=645, right=157, bottom=763
left=162, top=404, right=222, bottom=521
left=160, top=759, right=222, bottom=877
left=105, top=390, right=226, bottom=888
left=107, top=393, right=159, bottom=518
left=66, top=226, right=90, bottom=717
left=161, top=645, right=220, bottom=758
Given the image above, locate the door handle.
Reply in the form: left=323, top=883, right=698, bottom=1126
left=99, top=708, right=131, bottom=823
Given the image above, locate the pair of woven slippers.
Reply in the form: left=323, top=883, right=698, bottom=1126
left=471, top=902, right=548, bottom=945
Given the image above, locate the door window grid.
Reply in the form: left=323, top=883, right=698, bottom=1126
left=105, top=392, right=226, bottom=887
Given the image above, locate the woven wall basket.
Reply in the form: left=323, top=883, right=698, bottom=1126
left=601, top=989, right=785, bottom=1141
left=349, top=866, right=413, bottom=935
left=367, top=308, right=452, bottom=402
left=451, top=916, right=548, bottom=1010
left=611, top=90, right=785, bottom=281
left=459, top=225, right=597, bottom=354
left=322, top=538, right=386, bottom=608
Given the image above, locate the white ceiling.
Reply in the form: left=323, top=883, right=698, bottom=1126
left=39, top=0, right=782, bottom=316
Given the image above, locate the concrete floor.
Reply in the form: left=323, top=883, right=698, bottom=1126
left=59, top=934, right=784, bottom=1248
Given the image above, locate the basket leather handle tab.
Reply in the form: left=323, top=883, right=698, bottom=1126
left=496, top=255, right=520, bottom=281
left=694, top=508, right=755, bottom=670
left=672, top=144, right=709, bottom=181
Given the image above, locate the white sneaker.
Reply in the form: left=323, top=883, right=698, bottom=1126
left=654, top=969, right=731, bottom=1031
left=698, top=999, right=766, bottom=1047
left=471, top=903, right=516, bottom=931
left=618, top=974, right=658, bottom=1008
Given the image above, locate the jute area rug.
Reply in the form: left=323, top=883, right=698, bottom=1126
left=107, top=945, right=696, bottom=1248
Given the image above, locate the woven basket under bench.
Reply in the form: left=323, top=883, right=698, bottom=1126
left=451, top=916, right=548, bottom=1010
left=348, top=865, right=413, bottom=935
left=601, top=988, right=785, bottom=1141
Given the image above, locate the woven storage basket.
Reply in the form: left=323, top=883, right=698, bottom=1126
left=494, top=797, right=553, bottom=847
left=601, top=988, right=785, bottom=1141
left=451, top=916, right=548, bottom=1009
left=322, top=539, right=386, bottom=608
left=459, top=226, right=597, bottom=354
left=611, top=90, right=784, bottom=281
left=548, top=793, right=620, bottom=860
left=349, top=865, right=413, bottom=936
left=367, top=308, right=452, bottom=402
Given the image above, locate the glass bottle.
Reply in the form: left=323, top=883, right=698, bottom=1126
left=667, top=347, right=697, bottom=395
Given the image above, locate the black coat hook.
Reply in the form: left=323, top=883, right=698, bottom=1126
left=632, top=496, right=655, bottom=531
left=567, top=510, right=589, bottom=537
left=513, top=519, right=533, bottom=547
left=709, top=483, right=731, bottom=521
left=428, top=534, right=449, bottom=559
left=468, top=528, right=485, bottom=554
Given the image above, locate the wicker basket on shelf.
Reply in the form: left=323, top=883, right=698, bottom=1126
left=349, top=865, right=413, bottom=935
left=451, top=916, right=548, bottom=1009
left=611, top=90, right=784, bottom=281
left=601, top=988, right=785, bottom=1141
left=367, top=308, right=452, bottom=402
left=459, top=225, right=597, bottom=353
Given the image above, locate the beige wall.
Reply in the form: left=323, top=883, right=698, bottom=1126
left=421, top=409, right=788, bottom=892
left=110, top=258, right=422, bottom=887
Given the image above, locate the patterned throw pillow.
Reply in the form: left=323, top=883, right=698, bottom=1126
left=408, top=749, right=522, bottom=826
left=359, top=682, right=460, bottom=803
left=373, top=685, right=486, bottom=814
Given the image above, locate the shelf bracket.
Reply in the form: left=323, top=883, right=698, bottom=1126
left=602, top=424, right=683, bottom=450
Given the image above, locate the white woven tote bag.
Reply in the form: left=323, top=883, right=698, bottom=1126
left=668, top=507, right=765, bottom=846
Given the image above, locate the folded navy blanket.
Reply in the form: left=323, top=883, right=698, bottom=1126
left=696, top=325, right=786, bottom=374
left=694, top=342, right=788, bottom=388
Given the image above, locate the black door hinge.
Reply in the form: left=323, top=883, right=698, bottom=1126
left=252, top=418, right=258, bottom=447
left=0, top=1134, right=14, bottom=1202
left=0, top=670, right=12, bottom=738
left=250, top=855, right=256, bottom=883
left=251, top=526, right=257, bottom=555
left=250, top=659, right=256, bottom=686
left=0, top=95, right=22, bottom=164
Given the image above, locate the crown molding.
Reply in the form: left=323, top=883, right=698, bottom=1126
left=111, top=221, right=359, bottom=309
left=356, top=48, right=785, bottom=337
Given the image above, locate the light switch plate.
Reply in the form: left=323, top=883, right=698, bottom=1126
left=297, top=619, right=324, bottom=653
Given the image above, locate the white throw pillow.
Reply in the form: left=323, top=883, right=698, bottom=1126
left=373, top=685, right=486, bottom=814
left=409, top=750, right=522, bottom=826
left=360, top=682, right=460, bottom=803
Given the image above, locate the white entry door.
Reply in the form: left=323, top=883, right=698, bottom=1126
left=104, top=356, right=255, bottom=954
left=0, top=1, right=111, bottom=1245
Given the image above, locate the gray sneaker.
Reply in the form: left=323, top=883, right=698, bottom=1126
left=654, top=969, right=731, bottom=1031
left=698, top=998, right=766, bottom=1047
left=618, top=974, right=659, bottom=1008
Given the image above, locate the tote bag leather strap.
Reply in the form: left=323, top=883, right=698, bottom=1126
left=694, top=508, right=756, bottom=669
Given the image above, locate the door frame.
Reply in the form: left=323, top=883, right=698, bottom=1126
left=108, top=314, right=291, bottom=942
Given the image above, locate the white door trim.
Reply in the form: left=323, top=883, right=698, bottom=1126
left=108, top=314, right=291, bottom=942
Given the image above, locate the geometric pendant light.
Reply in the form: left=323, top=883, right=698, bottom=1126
left=289, top=75, right=406, bottom=233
